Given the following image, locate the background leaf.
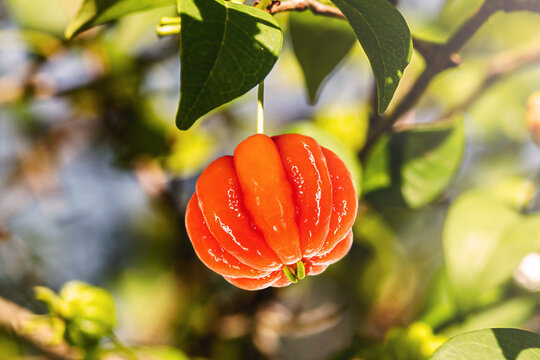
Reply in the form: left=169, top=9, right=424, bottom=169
left=331, top=0, right=412, bottom=113
left=440, top=298, right=537, bottom=338
left=288, top=11, right=356, bottom=104
left=176, top=0, right=282, bottom=130
left=481, top=215, right=540, bottom=292
left=6, top=0, right=71, bottom=37
left=66, top=0, right=175, bottom=39
left=443, top=190, right=521, bottom=312
left=363, top=118, right=465, bottom=208
left=362, top=134, right=392, bottom=194
left=398, top=119, right=465, bottom=208
left=431, top=328, right=540, bottom=360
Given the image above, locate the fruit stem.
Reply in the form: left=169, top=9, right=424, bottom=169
left=159, top=16, right=181, bottom=26
left=282, top=266, right=298, bottom=283
left=257, top=81, right=264, bottom=134
left=282, top=261, right=306, bottom=283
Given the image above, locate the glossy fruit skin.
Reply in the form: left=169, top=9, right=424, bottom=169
left=185, top=134, right=358, bottom=290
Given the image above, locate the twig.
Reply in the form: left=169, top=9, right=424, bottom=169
left=0, top=296, right=79, bottom=360
left=269, top=0, right=345, bottom=19
left=361, top=0, right=540, bottom=158
left=393, top=40, right=540, bottom=132
left=269, top=0, right=402, bottom=17
left=439, top=41, right=540, bottom=121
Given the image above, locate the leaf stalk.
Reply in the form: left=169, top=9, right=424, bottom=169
left=257, top=81, right=265, bottom=134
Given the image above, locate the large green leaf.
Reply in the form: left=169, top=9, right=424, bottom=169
left=65, top=0, right=175, bottom=39
left=431, top=328, right=540, bottom=360
left=331, top=0, right=412, bottom=113
left=288, top=11, right=356, bottom=104
left=443, top=190, right=521, bottom=312
left=398, top=119, right=465, bottom=208
left=176, top=0, right=282, bottom=130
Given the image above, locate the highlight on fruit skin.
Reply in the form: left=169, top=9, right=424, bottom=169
left=185, top=133, right=358, bottom=290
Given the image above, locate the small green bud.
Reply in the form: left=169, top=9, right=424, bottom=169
left=59, top=281, right=116, bottom=347
left=34, top=286, right=62, bottom=314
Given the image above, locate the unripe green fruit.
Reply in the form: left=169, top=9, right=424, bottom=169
left=59, top=281, right=116, bottom=347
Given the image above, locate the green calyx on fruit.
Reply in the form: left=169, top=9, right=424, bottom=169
left=282, top=261, right=306, bottom=283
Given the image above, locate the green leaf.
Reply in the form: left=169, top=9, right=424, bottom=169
left=362, top=134, right=391, bottom=194
left=65, top=0, right=175, bottom=39
left=6, top=0, right=70, bottom=37
left=431, top=328, right=540, bottom=360
left=398, top=118, right=465, bottom=208
left=491, top=177, right=537, bottom=211
left=176, top=0, right=282, bottom=130
left=481, top=215, right=540, bottom=292
left=443, top=190, right=521, bottom=312
left=363, top=118, right=465, bottom=208
left=331, top=0, right=412, bottom=113
left=419, top=268, right=458, bottom=330
left=288, top=11, right=356, bottom=104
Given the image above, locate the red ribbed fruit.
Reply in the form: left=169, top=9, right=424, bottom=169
left=185, top=134, right=358, bottom=290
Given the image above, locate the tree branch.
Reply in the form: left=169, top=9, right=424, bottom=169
left=0, top=297, right=78, bottom=360
left=269, top=0, right=345, bottom=19
left=361, top=0, right=540, bottom=158
left=262, top=0, right=540, bottom=157
left=438, top=41, right=540, bottom=121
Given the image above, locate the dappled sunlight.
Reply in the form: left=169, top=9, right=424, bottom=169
left=0, top=0, right=539, bottom=358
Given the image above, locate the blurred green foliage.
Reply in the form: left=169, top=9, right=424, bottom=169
left=0, top=0, right=539, bottom=359
left=30, top=281, right=190, bottom=359
left=359, top=322, right=446, bottom=360
left=34, top=281, right=116, bottom=347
